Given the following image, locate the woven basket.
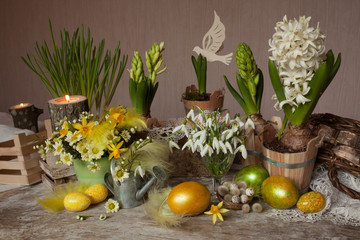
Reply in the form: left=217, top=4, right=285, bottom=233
left=216, top=192, right=243, bottom=210
left=309, top=113, right=360, bottom=199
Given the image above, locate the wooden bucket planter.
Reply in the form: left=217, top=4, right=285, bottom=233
left=262, top=136, right=321, bottom=192
left=182, top=85, right=224, bottom=114
left=242, top=122, right=278, bottom=167
left=243, top=131, right=263, bottom=166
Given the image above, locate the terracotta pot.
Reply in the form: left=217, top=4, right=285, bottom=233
left=261, top=136, right=321, bottom=193
left=182, top=85, right=224, bottom=114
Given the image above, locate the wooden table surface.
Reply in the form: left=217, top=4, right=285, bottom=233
left=0, top=175, right=359, bottom=240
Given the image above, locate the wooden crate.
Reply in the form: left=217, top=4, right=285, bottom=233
left=39, top=119, right=76, bottom=190
left=0, top=130, right=46, bottom=185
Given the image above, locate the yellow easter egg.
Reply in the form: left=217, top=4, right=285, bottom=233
left=64, top=192, right=91, bottom=212
left=297, top=191, right=325, bottom=213
left=84, top=184, right=109, bottom=204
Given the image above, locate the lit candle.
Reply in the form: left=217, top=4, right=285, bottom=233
left=48, top=95, right=89, bottom=132
left=54, top=95, right=81, bottom=104
left=8, top=103, right=43, bottom=132
left=10, top=102, right=32, bottom=109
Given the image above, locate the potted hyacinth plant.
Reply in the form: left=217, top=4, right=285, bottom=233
left=169, top=107, right=254, bottom=196
left=129, top=42, right=167, bottom=122
left=224, top=43, right=275, bottom=166
left=264, top=15, right=341, bottom=191
left=181, top=54, right=225, bottom=114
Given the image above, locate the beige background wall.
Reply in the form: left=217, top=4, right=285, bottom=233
left=1, top=0, right=359, bottom=122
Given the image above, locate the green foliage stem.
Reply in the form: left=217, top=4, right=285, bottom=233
left=191, top=54, right=207, bottom=95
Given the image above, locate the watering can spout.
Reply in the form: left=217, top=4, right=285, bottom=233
left=135, top=166, right=166, bottom=201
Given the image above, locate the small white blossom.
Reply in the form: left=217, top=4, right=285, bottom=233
left=245, top=119, right=255, bottom=130
left=134, top=165, right=145, bottom=178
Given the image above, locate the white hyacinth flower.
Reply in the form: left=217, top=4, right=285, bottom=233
left=269, top=15, right=325, bottom=111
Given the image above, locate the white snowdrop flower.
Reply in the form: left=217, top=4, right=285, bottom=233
left=232, top=137, right=242, bottom=149
left=168, top=140, right=180, bottom=153
left=224, top=113, right=230, bottom=124
left=199, top=130, right=207, bottom=144
left=226, top=128, right=234, bottom=140
left=192, top=131, right=203, bottom=140
left=200, top=144, right=210, bottom=157
left=186, top=109, right=195, bottom=119
left=212, top=137, right=220, bottom=155
left=240, top=145, right=247, bottom=159
left=218, top=141, right=227, bottom=154
left=245, top=119, right=255, bottom=130
left=134, top=165, right=145, bottom=178
left=172, top=125, right=183, bottom=133
left=225, top=142, right=233, bottom=154
left=206, top=118, right=212, bottom=128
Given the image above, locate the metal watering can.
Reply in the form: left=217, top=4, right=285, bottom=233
left=104, top=158, right=166, bottom=209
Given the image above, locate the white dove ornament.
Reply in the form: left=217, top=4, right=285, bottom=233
left=193, top=11, right=233, bottom=65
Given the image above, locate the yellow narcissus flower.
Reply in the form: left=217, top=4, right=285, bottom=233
left=72, top=117, right=96, bottom=137
left=58, top=121, right=70, bottom=139
left=204, top=201, right=229, bottom=224
left=107, top=106, right=126, bottom=128
left=107, top=141, right=128, bottom=160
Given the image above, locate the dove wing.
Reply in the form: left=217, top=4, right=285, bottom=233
left=202, top=11, right=225, bottom=53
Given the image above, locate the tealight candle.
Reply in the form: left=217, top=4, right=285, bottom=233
left=10, top=102, right=32, bottom=109
left=48, top=95, right=89, bottom=132
left=8, top=103, right=43, bottom=132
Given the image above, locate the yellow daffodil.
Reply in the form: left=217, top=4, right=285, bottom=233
left=107, top=141, right=128, bottom=159
left=72, top=117, right=96, bottom=137
left=58, top=121, right=70, bottom=139
left=107, top=107, right=126, bottom=128
left=204, top=201, right=229, bottom=224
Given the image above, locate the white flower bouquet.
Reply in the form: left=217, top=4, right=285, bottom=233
left=169, top=108, right=254, bottom=177
left=268, top=15, right=341, bottom=151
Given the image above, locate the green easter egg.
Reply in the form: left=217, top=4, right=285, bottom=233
left=261, top=175, right=299, bottom=209
left=234, top=165, right=269, bottom=190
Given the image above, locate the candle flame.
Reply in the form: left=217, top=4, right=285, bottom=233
left=65, top=95, right=70, bottom=102
left=20, top=103, right=24, bottom=107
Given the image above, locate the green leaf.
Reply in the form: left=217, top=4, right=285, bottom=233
left=291, top=61, right=329, bottom=125
left=135, top=80, right=148, bottom=114
left=223, top=75, right=249, bottom=114
left=236, top=73, right=257, bottom=114
left=129, top=78, right=137, bottom=108
left=268, top=59, right=293, bottom=119
left=256, top=69, right=264, bottom=111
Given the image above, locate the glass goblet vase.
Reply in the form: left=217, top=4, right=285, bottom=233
left=202, top=152, right=235, bottom=203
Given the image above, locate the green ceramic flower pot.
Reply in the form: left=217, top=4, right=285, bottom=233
left=73, top=157, right=111, bottom=186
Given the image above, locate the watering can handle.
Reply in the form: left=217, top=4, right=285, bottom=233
left=104, top=172, right=114, bottom=195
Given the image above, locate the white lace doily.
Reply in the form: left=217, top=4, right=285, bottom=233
left=268, top=163, right=360, bottom=226
left=147, top=118, right=187, bottom=143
